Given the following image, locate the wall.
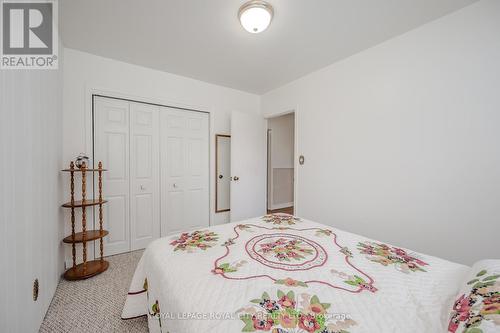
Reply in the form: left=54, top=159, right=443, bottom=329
left=261, top=0, right=500, bottom=265
left=267, top=113, right=295, bottom=209
left=62, top=48, right=260, bottom=261
left=0, top=56, right=64, bottom=330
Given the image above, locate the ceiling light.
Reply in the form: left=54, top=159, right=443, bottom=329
left=238, top=1, right=274, bottom=34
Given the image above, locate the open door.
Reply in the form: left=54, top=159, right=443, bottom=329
left=230, top=111, right=267, bottom=222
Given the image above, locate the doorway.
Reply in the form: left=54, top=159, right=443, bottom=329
left=267, top=112, right=295, bottom=215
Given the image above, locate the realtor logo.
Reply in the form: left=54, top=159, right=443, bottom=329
left=1, top=0, right=58, bottom=69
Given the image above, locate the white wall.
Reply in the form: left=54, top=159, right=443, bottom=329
left=0, top=58, right=64, bottom=330
left=62, top=48, right=260, bottom=261
left=261, top=0, right=500, bottom=265
left=268, top=113, right=295, bottom=209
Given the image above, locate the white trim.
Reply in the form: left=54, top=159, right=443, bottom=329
left=293, top=105, right=299, bottom=215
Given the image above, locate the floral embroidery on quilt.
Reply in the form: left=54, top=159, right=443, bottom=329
left=145, top=280, right=170, bottom=333
left=213, top=224, right=376, bottom=293
left=212, top=260, right=248, bottom=274
left=275, top=277, right=309, bottom=288
left=262, top=213, right=301, bottom=225
left=237, top=224, right=253, bottom=231
left=448, top=270, right=500, bottom=333
left=222, top=238, right=236, bottom=247
left=247, top=233, right=328, bottom=271
left=170, top=230, right=219, bottom=252
left=357, top=241, right=428, bottom=273
left=339, top=247, right=353, bottom=258
left=149, top=300, right=164, bottom=333
left=330, top=269, right=378, bottom=293
left=238, top=290, right=357, bottom=332
left=257, top=237, right=314, bottom=262
left=315, top=229, right=333, bottom=237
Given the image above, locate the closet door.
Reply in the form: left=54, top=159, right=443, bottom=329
left=129, top=103, right=160, bottom=250
left=160, top=107, right=209, bottom=235
left=94, top=97, right=130, bottom=256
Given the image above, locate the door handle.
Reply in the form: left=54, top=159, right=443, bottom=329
left=218, top=174, right=223, bottom=179
left=140, top=185, right=146, bottom=190
left=233, top=176, right=240, bottom=181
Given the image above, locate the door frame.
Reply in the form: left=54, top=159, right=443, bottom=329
left=215, top=134, right=231, bottom=213
left=85, top=87, right=214, bottom=259
left=265, top=109, right=298, bottom=214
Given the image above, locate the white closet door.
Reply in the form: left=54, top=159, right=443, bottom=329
left=160, top=107, right=209, bottom=235
left=129, top=102, right=160, bottom=250
left=94, top=97, right=130, bottom=256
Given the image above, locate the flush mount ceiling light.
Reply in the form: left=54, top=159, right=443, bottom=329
left=238, top=1, right=274, bottom=34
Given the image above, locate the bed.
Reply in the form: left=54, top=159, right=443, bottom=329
left=122, top=214, right=500, bottom=333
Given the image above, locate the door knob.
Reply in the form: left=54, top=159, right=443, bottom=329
left=218, top=174, right=223, bottom=179
left=140, top=185, right=146, bottom=190
left=233, top=176, right=240, bottom=181
left=173, top=183, right=178, bottom=188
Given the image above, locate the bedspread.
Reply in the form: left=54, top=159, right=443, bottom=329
left=122, top=214, right=473, bottom=333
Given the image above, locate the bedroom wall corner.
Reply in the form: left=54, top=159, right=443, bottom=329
left=0, top=38, right=65, bottom=332
left=261, top=0, right=500, bottom=265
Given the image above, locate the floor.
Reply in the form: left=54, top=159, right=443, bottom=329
left=267, top=206, right=294, bottom=215
left=39, top=250, right=148, bottom=333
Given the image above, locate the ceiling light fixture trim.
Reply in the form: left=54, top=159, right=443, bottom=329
left=238, top=0, right=274, bottom=34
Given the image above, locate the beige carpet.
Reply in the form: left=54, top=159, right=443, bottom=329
left=39, top=250, right=148, bottom=333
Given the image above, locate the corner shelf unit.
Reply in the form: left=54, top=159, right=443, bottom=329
left=61, top=161, right=109, bottom=280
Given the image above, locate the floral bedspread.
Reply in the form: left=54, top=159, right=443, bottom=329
left=122, top=214, right=475, bottom=333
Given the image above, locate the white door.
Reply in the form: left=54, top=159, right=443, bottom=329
left=129, top=102, right=160, bottom=250
left=160, top=107, right=209, bottom=235
left=230, top=111, right=267, bottom=222
left=94, top=97, right=131, bottom=256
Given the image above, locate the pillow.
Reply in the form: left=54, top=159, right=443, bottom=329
left=447, top=260, right=500, bottom=333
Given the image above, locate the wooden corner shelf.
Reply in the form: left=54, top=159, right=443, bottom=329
left=62, top=161, right=109, bottom=280
left=63, top=230, right=109, bottom=244
left=63, top=260, right=109, bottom=281
left=62, top=168, right=108, bottom=172
left=62, top=199, right=108, bottom=208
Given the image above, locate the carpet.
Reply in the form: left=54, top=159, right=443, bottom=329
left=39, top=250, right=148, bottom=332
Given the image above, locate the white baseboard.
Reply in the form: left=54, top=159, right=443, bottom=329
left=270, top=202, right=293, bottom=210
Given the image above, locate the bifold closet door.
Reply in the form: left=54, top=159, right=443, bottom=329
left=129, top=102, right=160, bottom=250
left=94, top=97, right=131, bottom=256
left=160, top=107, right=209, bottom=235
left=94, top=97, right=161, bottom=256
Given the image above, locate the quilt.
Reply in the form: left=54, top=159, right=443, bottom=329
left=122, top=214, right=484, bottom=333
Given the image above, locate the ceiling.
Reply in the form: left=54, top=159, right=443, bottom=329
left=60, top=0, right=476, bottom=94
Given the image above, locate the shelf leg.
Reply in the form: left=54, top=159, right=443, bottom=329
left=98, top=161, right=104, bottom=261
left=81, top=162, right=87, bottom=273
left=70, top=162, right=76, bottom=269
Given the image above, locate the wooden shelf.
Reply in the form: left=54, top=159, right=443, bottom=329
left=62, top=161, right=109, bottom=281
left=63, top=260, right=109, bottom=280
left=63, top=230, right=109, bottom=244
left=62, top=168, right=108, bottom=172
left=62, top=199, right=108, bottom=208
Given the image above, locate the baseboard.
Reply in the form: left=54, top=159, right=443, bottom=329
left=270, top=202, right=293, bottom=210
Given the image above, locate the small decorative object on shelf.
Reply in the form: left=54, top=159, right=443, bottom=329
left=61, top=160, right=109, bottom=280
left=75, top=153, right=89, bottom=169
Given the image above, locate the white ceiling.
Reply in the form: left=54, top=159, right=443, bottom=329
left=60, top=0, right=476, bottom=94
